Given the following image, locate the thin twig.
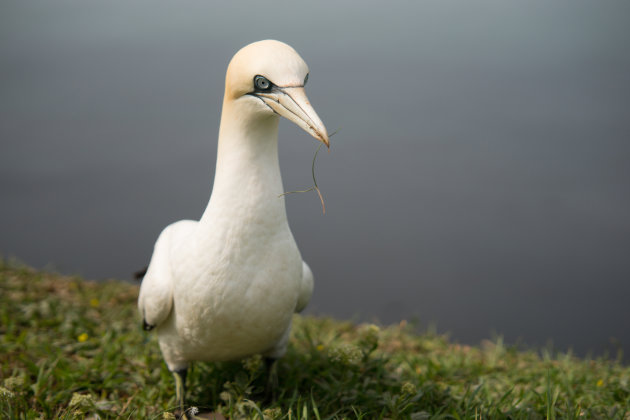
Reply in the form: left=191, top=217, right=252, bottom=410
left=120, top=391, right=138, bottom=414
left=279, top=128, right=340, bottom=214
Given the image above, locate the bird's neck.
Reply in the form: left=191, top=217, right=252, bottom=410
left=200, top=100, right=288, bottom=227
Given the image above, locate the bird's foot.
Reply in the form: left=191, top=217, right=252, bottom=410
left=178, top=411, right=224, bottom=420
left=177, top=408, right=208, bottom=420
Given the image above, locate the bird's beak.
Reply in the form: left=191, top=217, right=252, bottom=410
left=256, top=87, right=330, bottom=148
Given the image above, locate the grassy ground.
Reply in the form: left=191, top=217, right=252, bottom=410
left=1, top=261, right=629, bottom=419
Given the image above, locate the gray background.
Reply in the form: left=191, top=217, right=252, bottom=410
left=2, top=1, right=629, bottom=359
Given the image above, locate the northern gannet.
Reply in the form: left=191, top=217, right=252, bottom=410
left=137, top=40, right=329, bottom=416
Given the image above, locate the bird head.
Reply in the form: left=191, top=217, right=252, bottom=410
left=224, top=40, right=329, bottom=147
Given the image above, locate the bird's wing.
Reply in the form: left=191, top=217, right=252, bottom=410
left=295, top=261, right=314, bottom=313
left=137, top=220, right=196, bottom=329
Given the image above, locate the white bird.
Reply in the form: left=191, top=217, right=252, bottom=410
left=137, top=40, right=329, bottom=416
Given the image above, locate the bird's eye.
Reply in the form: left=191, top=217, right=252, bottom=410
left=254, top=75, right=272, bottom=91
left=304, top=73, right=309, bottom=85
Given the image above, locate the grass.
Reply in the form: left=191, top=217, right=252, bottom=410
left=1, top=261, right=629, bottom=419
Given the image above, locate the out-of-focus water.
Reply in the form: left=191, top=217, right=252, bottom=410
left=2, top=1, right=629, bottom=359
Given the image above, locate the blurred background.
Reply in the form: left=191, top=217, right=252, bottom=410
left=2, top=1, right=629, bottom=359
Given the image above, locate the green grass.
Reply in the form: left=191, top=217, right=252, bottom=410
left=1, top=261, right=629, bottom=419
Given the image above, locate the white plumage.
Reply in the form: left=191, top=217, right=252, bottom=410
left=137, top=40, right=328, bottom=413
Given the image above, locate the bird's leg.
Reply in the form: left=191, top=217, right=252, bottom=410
left=173, top=368, right=204, bottom=420
left=264, top=357, right=279, bottom=402
left=172, top=367, right=188, bottom=419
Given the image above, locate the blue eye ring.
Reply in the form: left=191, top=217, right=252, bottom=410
left=254, top=75, right=272, bottom=91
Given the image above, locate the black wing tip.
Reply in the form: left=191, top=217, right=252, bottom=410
left=134, top=266, right=148, bottom=282
left=142, top=319, right=155, bottom=331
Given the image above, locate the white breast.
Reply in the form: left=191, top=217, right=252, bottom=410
left=157, top=216, right=302, bottom=365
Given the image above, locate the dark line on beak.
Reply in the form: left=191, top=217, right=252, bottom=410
left=280, top=90, right=320, bottom=135
left=246, top=93, right=277, bottom=114
left=277, top=84, right=305, bottom=89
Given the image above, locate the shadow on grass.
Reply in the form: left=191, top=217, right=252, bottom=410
left=184, top=321, right=453, bottom=419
